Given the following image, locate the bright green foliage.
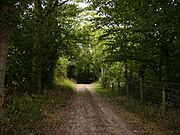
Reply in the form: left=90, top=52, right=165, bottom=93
left=88, top=1, right=180, bottom=133
left=90, top=0, right=180, bottom=83
left=54, top=78, right=76, bottom=92
left=5, top=1, right=80, bottom=93
left=54, top=57, right=72, bottom=80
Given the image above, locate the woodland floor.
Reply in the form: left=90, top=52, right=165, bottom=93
left=44, top=84, right=167, bottom=135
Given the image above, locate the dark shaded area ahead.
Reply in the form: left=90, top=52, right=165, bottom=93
left=67, top=65, right=97, bottom=84
left=76, top=72, right=97, bottom=84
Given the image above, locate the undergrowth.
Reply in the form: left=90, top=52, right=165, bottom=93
left=94, top=83, right=180, bottom=135
left=0, top=79, right=76, bottom=135
left=54, top=78, right=76, bottom=92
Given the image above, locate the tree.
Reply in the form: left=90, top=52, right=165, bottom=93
left=1, top=0, right=81, bottom=99
left=33, top=0, right=68, bottom=91
left=0, top=1, right=15, bottom=106
left=90, top=0, right=180, bottom=83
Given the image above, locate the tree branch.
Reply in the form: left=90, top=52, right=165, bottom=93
left=58, top=0, right=68, bottom=6
left=43, top=0, right=68, bottom=18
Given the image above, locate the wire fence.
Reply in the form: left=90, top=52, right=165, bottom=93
left=108, top=80, right=180, bottom=115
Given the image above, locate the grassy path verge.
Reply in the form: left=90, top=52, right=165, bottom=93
left=94, top=83, right=179, bottom=135
left=0, top=79, right=75, bottom=135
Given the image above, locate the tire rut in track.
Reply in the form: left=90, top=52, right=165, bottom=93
left=61, top=84, right=135, bottom=135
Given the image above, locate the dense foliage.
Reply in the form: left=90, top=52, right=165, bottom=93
left=0, top=0, right=180, bottom=134
left=90, top=0, right=180, bottom=84
left=4, top=0, right=80, bottom=93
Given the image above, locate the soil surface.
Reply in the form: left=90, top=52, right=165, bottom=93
left=45, top=84, right=167, bottom=135
left=60, top=84, right=135, bottom=135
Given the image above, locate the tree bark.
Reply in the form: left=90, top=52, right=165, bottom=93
left=33, top=17, right=43, bottom=91
left=33, top=0, right=45, bottom=91
left=0, top=2, right=14, bottom=107
left=33, top=0, right=68, bottom=91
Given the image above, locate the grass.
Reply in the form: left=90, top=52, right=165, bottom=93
left=94, top=83, right=180, bottom=135
left=54, top=78, right=76, bottom=92
left=0, top=79, right=76, bottom=135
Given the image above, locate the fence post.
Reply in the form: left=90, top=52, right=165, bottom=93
left=126, top=81, right=129, bottom=97
left=118, top=81, right=120, bottom=89
left=115, top=82, right=118, bottom=95
left=140, top=78, right=143, bottom=101
left=162, top=89, right=166, bottom=116
left=124, top=62, right=129, bottom=97
left=112, top=82, right=115, bottom=90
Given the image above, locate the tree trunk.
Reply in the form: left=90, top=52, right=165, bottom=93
left=0, top=2, right=13, bottom=106
left=0, top=34, right=9, bottom=107
left=33, top=19, right=43, bottom=91
left=33, top=0, right=68, bottom=91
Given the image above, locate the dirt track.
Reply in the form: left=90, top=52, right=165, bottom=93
left=61, top=84, right=135, bottom=135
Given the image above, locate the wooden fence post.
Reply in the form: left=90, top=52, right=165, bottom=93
left=115, top=82, right=117, bottom=95
left=162, top=89, right=166, bottom=116
left=112, top=82, right=115, bottom=90
left=140, top=78, right=143, bottom=101
left=126, top=81, right=129, bottom=97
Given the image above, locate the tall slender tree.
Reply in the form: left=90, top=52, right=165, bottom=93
left=0, top=1, right=15, bottom=106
